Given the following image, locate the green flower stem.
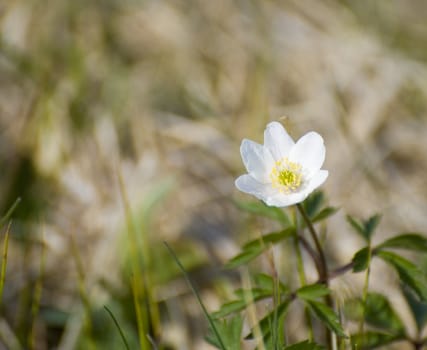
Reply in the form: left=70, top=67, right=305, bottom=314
left=273, top=270, right=281, bottom=350
left=298, top=235, right=322, bottom=275
left=294, top=235, right=314, bottom=341
left=328, top=261, right=354, bottom=280
left=296, top=204, right=329, bottom=283
left=359, top=246, right=372, bottom=336
left=265, top=244, right=281, bottom=349
left=293, top=207, right=314, bottom=341
left=296, top=203, right=334, bottom=348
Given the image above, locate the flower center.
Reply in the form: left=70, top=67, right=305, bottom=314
left=270, top=158, right=303, bottom=193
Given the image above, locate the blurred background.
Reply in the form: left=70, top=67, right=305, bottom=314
left=1, top=0, right=427, bottom=349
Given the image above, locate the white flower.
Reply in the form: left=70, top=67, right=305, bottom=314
left=235, top=121, right=328, bottom=207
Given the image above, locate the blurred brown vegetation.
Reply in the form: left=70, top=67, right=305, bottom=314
left=1, top=0, right=427, bottom=349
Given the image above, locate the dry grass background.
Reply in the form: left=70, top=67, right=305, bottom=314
left=1, top=0, right=427, bottom=349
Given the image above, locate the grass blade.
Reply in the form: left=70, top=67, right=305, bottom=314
left=164, top=242, right=227, bottom=350
left=104, top=306, right=131, bottom=350
left=117, top=168, right=150, bottom=350
left=0, top=198, right=21, bottom=228
left=0, top=222, right=11, bottom=308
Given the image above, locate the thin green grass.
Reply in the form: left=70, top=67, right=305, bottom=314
left=104, top=305, right=131, bottom=350
left=0, top=222, right=11, bottom=309
left=0, top=199, right=20, bottom=309
left=164, top=241, right=227, bottom=350
left=117, top=169, right=151, bottom=350
left=0, top=198, right=21, bottom=228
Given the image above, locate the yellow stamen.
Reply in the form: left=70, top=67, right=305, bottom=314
left=270, top=158, right=303, bottom=193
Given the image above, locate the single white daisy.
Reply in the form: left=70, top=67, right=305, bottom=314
left=235, top=121, right=328, bottom=207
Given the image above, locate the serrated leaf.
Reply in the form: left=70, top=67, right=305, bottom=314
left=296, top=284, right=330, bottom=301
left=303, top=191, right=325, bottom=219
left=245, top=299, right=291, bottom=340
left=285, top=340, right=326, bottom=350
left=350, top=331, right=402, bottom=350
left=401, top=284, right=427, bottom=332
left=306, top=300, right=347, bottom=337
left=243, top=227, right=296, bottom=250
left=234, top=200, right=291, bottom=226
left=377, top=250, right=427, bottom=301
left=376, top=233, right=427, bottom=252
left=206, top=315, right=243, bottom=349
left=352, top=247, right=371, bottom=272
left=311, top=206, right=339, bottom=223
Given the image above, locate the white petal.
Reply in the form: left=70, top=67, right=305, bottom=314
left=305, top=170, right=329, bottom=193
left=264, top=122, right=295, bottom=161
left=264, top=191, right=307, bottom=207
left=240, top=139, right=274, bottom=182
left=235, top=174, right=275, bottom=199
left=289, top=132, right=325, bottom=174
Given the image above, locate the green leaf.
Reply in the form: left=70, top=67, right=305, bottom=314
left=347, top=214, right=381, bottom=242
left=253, top=273, right=288, bottom=294
left=206, top=315, right=243, bottom=349
left=401, top=284, right=427, bottom=332
left=211, top=300, right=247, bottom=319
left=242, top=228, right=296, bottom=250
left=311, top=206, right=339, bottom=223
left=347, top=215, right=365, bottom=238
left=306, top=300, right=347, bottom=337
left=226, top=228, right=295, bottom=269
left=352, top=247, right=371, bottom=272
left=213, top=287, right=273, bottom=318
left=245, top=299, right=291, bottom=340
left=234, top=200, right=291, bottom=226
left=377, top=250, right=427, bottom=301
left=296, top=284, right=330, bottom=301
left=234, top=287, right=272, bottom=300
left=225, top=246, right=264, bottom=269
left=285, top=340, right=326, bottom=350
left=303, top=191, right=325, bottom=219
left=376, top=233, right=427, bottom=252
left=365, top=293, right=404, bottom=332
left=350, top=331, right=402, bottom=350
left=364, top=214, right=382, bottom=239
